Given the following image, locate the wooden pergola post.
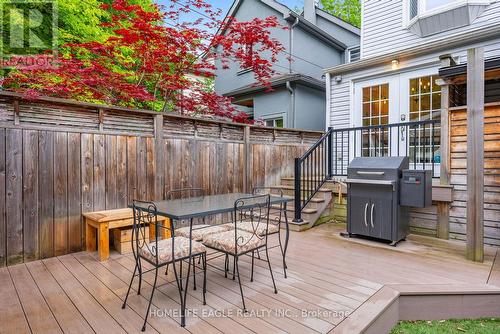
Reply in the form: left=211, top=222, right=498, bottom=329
left=436, top=54, right=455, bottom=239
left=466, top=47, right=484, bottom=262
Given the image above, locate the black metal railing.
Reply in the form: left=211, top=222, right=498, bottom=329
left=293, top=119, right=441, bottom=222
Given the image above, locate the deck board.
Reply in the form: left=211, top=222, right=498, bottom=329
left=2, top=223, right=498, bottom=334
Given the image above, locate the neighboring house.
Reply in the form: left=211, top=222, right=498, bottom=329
left=214, top=0, right=360, bottom=130
left=323, top=0, right=500, bottom=249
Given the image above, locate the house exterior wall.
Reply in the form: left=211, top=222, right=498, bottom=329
left=238, top=84, right=326, bottom=131
left=361, top=0, right=500, bottom=59
left=328, top=39, right=500, bottom=130
left=214, top=0, right=290, bottom=95
left=214, top=0, right=359, bottom=130
left=252, top=88, right=290, bottom=124
left=294, top=85, right=326, bottom=131
left=326, top=1, right=500, bottom=245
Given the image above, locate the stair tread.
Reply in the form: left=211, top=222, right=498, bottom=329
left=271, top=185, right=331, bottom=192
left=270, top=205, right=317, bottom=214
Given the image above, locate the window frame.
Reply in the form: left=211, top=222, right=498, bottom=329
left=403, top=0, right=495, bottom=28
left=347, top=46, right=361, bottom=63
left=263, top=116, right=285, bottom=128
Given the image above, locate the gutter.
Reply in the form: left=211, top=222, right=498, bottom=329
left=284, top=11, right=347, bottom=51
left=324, top=23, right=500, bottom=75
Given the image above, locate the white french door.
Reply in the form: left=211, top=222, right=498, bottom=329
left=352, top=68, right=441, bottom=176
left=353, top=75, right=401, bottom=158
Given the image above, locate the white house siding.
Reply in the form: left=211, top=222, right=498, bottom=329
left=327, top=38, right=500, bottom=245
left=329, top=39, right=500, bottom=129
left=361, top=0, right=500, bottom=59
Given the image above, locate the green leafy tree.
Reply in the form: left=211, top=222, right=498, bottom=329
left=320, top=0, right=361, bottom=28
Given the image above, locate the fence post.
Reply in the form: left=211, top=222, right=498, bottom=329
left=293, top=158, right=302, bottom=222
left=327, top=128, right=333, bottom=178
left=154, top=114, right=165, bottom=200
left=243, top=126, right=250, bottom=193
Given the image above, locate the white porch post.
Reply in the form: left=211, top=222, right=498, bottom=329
left=466, top=47, right=484, bottom=262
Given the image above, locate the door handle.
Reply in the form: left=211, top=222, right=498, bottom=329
left=370, top=203, right=375, bottom=228
left=400, top=127, right=405, bottom=141
left=364, top=203, right=368, bottom=227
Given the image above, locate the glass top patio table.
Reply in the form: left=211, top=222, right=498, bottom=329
left=135, top=192, right=292, bottom=221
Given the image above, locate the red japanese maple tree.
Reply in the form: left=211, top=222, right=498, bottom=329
left=2, top=0, right=286, bottom=123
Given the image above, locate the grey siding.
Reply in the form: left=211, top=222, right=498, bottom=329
left=294, top=85, right=326, bottom=131
left=291, top=27, right=344, bottom=79
left=215, top=0, right=359, bottom=130
left=253, top=88, right=290, bottom=123
left=214, top=0, right=290, bottom=95
left=361, top=0, right=500, bottom=59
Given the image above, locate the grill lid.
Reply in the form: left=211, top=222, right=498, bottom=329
left=347, top=157, right=409, bottom=182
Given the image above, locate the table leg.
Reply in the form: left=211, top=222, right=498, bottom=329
left=283, top=202, right=290, bottom=276
left=86, top=219, right=97, bottom=252
left=181, top=218, right=194, bottom=327
left=97, top=223, right=110, bottom=261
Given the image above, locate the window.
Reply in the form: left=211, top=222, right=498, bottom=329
left=361, top=83, right=389, bottom=157
left=405, top=0, right=493, bottom=36
left=408, top=0, right=460, bottom=20
left=408, top=75, right=441, bottom=164
left=348, top=46, right=360, bottom=62
left=409, top=0, right=419, bottom=20
left=265, top=118, right=284, bottom=128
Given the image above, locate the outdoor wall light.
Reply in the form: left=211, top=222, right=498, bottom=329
left=334, top=75, right=342, bottom=83
left=391, top=59, right=399, bottom=70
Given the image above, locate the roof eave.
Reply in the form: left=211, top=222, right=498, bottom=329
left=284, top=12, right=347, bottom=51
left=223, top=75, right=325, bottom=98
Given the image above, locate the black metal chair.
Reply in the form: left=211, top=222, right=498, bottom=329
left=122, top=200, right=207, bottom=330
left=252, top=187, right=288, bottom=277
left=164, top=188, right=229, bottom=282
left=202, top=194, right=277, bottom=311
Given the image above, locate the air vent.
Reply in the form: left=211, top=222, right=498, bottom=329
left=348, top=46, right=360, bottom=62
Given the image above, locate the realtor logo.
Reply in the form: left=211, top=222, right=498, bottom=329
left=0, top=0, right=58, bottom=69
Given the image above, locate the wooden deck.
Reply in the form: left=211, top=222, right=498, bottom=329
left=1, top=223, right=498, bottom=334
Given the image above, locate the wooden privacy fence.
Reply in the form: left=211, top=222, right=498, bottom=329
left=0, top=92, right=322, bottom=266
left=449, top=102, right=500, bottom=246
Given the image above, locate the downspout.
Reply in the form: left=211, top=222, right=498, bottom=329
left=286, top=81, right=295, bottom=128
left=288, top=17, right=299, bottom=128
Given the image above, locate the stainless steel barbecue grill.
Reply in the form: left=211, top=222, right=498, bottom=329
left=344, top=157, right=431, bottom=246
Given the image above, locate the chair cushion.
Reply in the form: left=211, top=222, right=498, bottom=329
left=138, top=237, right=205, bottom=264
left=202, top=230, right=265, bottom=255
left=175, top=224, right=233, bottom=241
left=224, top=221, right=280, bottom=236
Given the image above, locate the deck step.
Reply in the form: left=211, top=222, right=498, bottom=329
left=270, top=185, right=332, bottom=192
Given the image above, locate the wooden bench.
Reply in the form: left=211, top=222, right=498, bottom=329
left=83, top=208, right=170, bottom=261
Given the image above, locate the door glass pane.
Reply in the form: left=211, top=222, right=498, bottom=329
left=361, top=83, right=389, bottom=157
left=407, top=75, right=441, bottom=167
left=362, top=87, right=370, bottom=102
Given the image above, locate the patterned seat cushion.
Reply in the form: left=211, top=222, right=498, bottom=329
left=224, top=221, right=280, bottom=236
left=202, top=230, right=265, bottom=255
left=175, top=224, right=233, bottom=241
left=138, top=237, right=205, bottom=264
left=228, top=221, right=280, bottom=236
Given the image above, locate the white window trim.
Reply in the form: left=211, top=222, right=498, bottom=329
left=263, top=112, right=286, bottom=128
left=402, top=0, right=496, bottom=28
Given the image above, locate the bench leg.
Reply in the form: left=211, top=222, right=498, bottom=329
left=98, top=223, right=110, bottom=261
left=86, top=221, right=97, bottom=252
